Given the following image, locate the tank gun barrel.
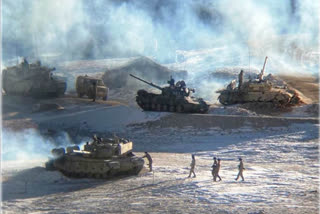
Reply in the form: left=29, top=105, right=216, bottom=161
left=130, top=74, right=162, bottom=91
left=259, top=56, right=268, bottom=82
left=261, top=56, right=268, bottom=74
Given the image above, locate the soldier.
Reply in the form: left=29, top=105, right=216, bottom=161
left=92, top=81, right=97, bottom=102
left=142, top=152, right=153, bottom=172
left=211, top=157, right=217, bottom=180
left=213, top=159, right=222, bottom=182
left=168, top=75, right=175, bottom=87
left=227, top=80, right=236, bottom=90
left=93, top=134, right=98, bottom=142
left=238, top=70, right=244, bottom=89
left=188, top=154, right=196, bottom=178
left=21, top=57, right=29, bottom=74
left=258, top=69, right=264, bottom=82
left=235, top=158, right=245, bottom=181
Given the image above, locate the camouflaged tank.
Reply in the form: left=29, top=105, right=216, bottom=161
left=217, top=57, right=301, bottom=106
left=45, top=136, right=144, bottom=178
left=2, top=59, right=66, bottom=97
left=130, top=74, right=209, bottom=113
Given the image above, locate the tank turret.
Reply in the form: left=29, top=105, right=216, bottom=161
left=130, top=74, right=209, bottom=113
left=45, top=136, right=144, bottom=178
left=2, top=59, right=66, bottom=97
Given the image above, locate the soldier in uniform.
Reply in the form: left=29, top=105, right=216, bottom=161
left=235, top=158, right=245, bottom=181
left=238, top=70, right=244, bottom=89
left=168, top=76, right=175, bottom=88
left=211, top=157, right=217, bottom=180
left=213, top=158, right=222, bottom=182
left=188, top=154, right=196, bottom=178
left=142, top=152, right=153, bottom=172
left=21, top=57, right=29, bottom=74
left=227, top=80, right=236, bottom=90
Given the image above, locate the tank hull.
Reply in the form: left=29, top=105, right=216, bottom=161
left=3, top=79, right=66, bottom=97
left=50, top=155, right=144, bottom=178
left=218, top=89, right=292, bottom=105
left=136, top=90, right=209, bottom=113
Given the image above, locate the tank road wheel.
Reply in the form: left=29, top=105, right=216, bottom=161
left=145, top=103, right=151, bottom=111
left=176, top=105, right=184, bottom=113
left=102, top=173, right=108, bottom=179
left=151, top=103, right=156, bottom=110
left=169, top=105, right=175, bottom=112
left=156, top=104, right=161, bottom=111
left=162, top=105, right=168, bottom=111
left=94, top=173, right=101, bottom=179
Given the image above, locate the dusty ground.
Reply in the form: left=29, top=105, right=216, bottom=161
left=277, top=75, right=319, bottom=104
left=2, top=71, right=319, bottom=213
left=2, top=123, right=319, bottom=214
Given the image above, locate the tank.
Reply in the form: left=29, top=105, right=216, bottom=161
left=217, top=57, right=301, bottom=106
left=76, top=75, right=109, bottom=100
left=2, top=59, right=66, bottom=97
left=130, top=74, right=209, bottom=113
left=45, top=136, right=144, bottom=178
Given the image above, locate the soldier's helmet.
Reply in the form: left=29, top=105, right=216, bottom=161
left=239, top=158, right=242, bottom=161
left=218, top=158, right=221, bottom=161
left=213, top=157, right=216, bottom=160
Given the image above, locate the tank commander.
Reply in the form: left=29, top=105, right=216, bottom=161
left=258, top=69, right=264, bottom=82
left=235, top=158, right=245, bottom=181
left=238, top=70, right=244, bottom=89
left=22, top=57, right=29, bottom=65
left=142, top=152, right=153, bottom=172
left=213, top=158, right=222, bottom=182
left=92, top=134, right=99, bottom=143
left=227, top=80, right=236, bottom=90
left=21, top=57, right=29, bottom=73
left=188, top=154, right=196, bottom=178
left=168, top=76, right=175, bottom=88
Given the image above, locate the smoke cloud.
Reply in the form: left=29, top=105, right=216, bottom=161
left=2, top=0, right=319, bottom=100
left=2, top=0, right=318, bottom=64
left=2, top=129, right=74, bottom=161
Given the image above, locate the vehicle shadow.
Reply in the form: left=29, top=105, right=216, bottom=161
left=2, top=166, right=144, bottom=201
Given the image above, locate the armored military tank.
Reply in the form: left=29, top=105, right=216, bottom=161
left=217, top=57, right=301, bottom=106
left=45, top=136, right=144, bottom=178
left=130, top=74, right=209, bottom=113
left=2, top=59, right=66, bottom=97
